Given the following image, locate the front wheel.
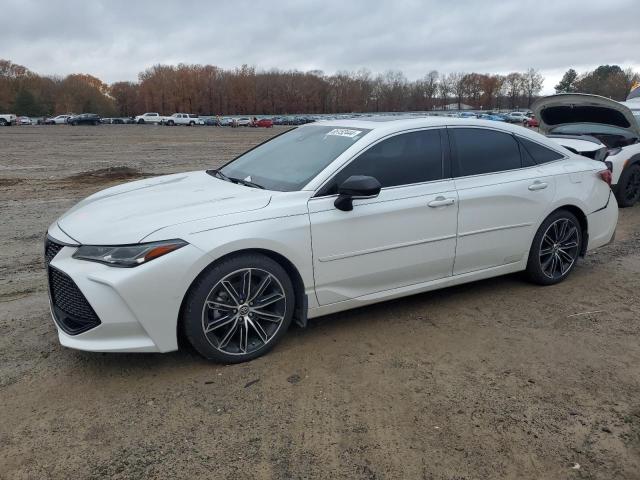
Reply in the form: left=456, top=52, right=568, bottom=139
left=182, top=253, right=295, bottom=363
left=615, top=164, right=640, bottom=207
left=525, top=210, right=582, bottom=285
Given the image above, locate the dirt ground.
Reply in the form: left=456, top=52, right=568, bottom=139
left=1, top=124, right=639, bottom=480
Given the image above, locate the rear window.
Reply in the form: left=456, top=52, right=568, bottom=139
left=451, top=128, right=522, bottom=176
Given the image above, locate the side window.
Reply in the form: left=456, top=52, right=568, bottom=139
left=518, top=137, right=564, bottom=164
left=451, top=128, right=522, bottom=176
left=323, top=129, right=443, bottom=194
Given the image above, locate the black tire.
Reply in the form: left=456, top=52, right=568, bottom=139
left=0, top=119, right=7, bottom=126
left=615, top=164, right=640, bottom=208
left=167, top=120, right=174, bottom=126
left=138, top=119, right=145, bottom=124
left=189, top=121, right=195, bottom=126
left=182, top=253, right=295, bottom=363
left=525, top=209, right=582, bottom=285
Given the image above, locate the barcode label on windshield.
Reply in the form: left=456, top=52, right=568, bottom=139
left=326, top=129, right=362, bottom=138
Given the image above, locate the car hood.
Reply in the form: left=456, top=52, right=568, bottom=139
left=532, top=93, right=640, bottom=137
left=57, top=171, right=272, bottom=245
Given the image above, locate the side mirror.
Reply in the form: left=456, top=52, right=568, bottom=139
left=334, top=175, right=381, bottom=211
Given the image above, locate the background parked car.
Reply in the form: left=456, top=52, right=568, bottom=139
left=253, top=118, right=274, bottom=128
left=17, top=116, right=32, bottom=125
left=67, top=113, right=101, bottom=125
left=44, top=114, right=72, bottom=125
left=135, top=112, right=164, bottom=124
left=505, top=111, right=530, bottom=123
left=233, top=117, right=252, bottom=127
left=0, top=113, right=17, bottom=126
left=478, top=114, right=506, bottom=122
left=162, top=113, right=204, bottom=126
left=534, top=93, right=640, bottom=207
left=102, top=117, right=133, bottom=124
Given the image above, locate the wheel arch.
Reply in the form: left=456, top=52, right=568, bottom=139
left=549, top=204, right=589, bottom=256
left=177, top=247, right=308, bottom=348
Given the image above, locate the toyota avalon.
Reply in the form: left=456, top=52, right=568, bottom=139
left=45, top=117, right=618, bottom=362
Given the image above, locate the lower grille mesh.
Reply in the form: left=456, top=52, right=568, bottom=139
left=45, top=237, right=101, bottom=335
left=45, top=238, right=63, bottom=265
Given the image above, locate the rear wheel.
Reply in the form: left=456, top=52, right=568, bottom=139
left=615, top=164, right=640, bottom=207
left=526, top=210, right=582, bottom=285
left=0, top=119, right=7, bottom=126
left=182, top=253, right=295, bottom=363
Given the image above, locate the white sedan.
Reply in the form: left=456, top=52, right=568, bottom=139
left=45, top=117, right=618, bottom=362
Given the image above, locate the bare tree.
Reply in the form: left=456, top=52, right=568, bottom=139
left=522, top=68, right=544, bottom=107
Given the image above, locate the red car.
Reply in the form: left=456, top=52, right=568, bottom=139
left=524, top=115, right=539, bottom=128
left=253, top=118, right=274, bottom=128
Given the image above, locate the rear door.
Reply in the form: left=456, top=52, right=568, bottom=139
left=308, top=128, right=458, bottom=305
left=449, top=127, right=559, bottom=275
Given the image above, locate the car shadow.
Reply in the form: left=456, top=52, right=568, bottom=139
left=60, top=271, right=535, bottom=373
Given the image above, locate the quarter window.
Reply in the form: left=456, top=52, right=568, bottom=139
left=323, top=129, right=444, bottom=194
left=451, top=128, right=522, bottom=176
left=518, top=137, right=564, bottom=164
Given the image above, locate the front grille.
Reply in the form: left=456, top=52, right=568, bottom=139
left=48, top=267, right=101, bottom=335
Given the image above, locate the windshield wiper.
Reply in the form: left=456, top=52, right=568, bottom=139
left=227, top=176, right=265, bottom=189
left=208, top=169, right=231, bottom=182
left=207, top=169, right=265, bottom=189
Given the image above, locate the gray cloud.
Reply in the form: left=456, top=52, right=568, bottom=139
left=2, top=0, right=639, bottom=93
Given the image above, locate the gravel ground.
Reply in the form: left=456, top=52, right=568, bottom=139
left=1, top=125, right=639, bottom=480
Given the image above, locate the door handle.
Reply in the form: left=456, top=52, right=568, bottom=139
left=528, top=181, right=548, bottom=191
left=428, top=196, right=455, bottom=207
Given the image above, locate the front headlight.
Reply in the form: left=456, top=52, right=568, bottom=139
left=72, top=239, right=187, bottom=267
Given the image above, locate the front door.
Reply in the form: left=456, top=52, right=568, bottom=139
left=308, top=128, right=458, bottom=306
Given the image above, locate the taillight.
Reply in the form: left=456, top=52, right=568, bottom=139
left=598, top=169, right=612, bottom=186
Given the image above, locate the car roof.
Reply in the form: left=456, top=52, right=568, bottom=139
left=307, top=116, right=565, bottom=151
left=312, top=115, right=524, bottom=132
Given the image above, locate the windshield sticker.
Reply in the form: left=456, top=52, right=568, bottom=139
left=325, top=128, right=363, bottom=138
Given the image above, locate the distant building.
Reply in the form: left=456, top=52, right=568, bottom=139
left=443, top=103, right=474, bottom=110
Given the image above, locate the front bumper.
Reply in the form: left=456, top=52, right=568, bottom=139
left=46, top=234, right=209, bottom=353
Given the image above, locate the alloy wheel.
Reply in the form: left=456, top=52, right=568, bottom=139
left=624, top=168, right=640, bottom=204
left=201, top=268, right=287, bottom=356
left=539, top=218, right=580, bottom=280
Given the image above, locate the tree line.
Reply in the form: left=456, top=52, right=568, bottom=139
left=0, top=58, right=637, bottom=117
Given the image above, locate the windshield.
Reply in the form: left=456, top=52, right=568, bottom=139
left=220, top=125, right=370, bottom=191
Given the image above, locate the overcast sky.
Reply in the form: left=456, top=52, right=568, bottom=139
left=2, top=0, right=639, bottom=94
